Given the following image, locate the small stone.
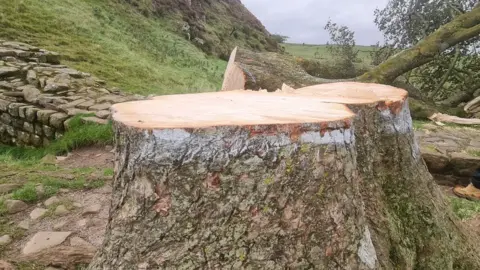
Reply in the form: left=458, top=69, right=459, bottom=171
left=53, top=221, right=67, bottom=231
left=76, top=219, right=87, bottom=228
left=56, top=155, right=68, bottom=161
left=82, top=203, right=101, bottom=216
left=0, top=113, right=11, bottom=124
left=35, top=184, right=45, bottom=197
left=5, top=199, right=28, bottom=214
left=81, top=116, right=108, bottom=125
left=0, top=67, right=19, bottom=78
left=18, top=105, right=33, bottom=118
left=22, top=231, right=72, bottom=255
left=23, top=122, right=34, bottom=133
left=43, top=75, right=69, bottom=92
left=58, top=98, right=87, bottom=110
left=0, top=99, right=10, bottom=112
left=0, top=183, right=21, bottom=194
left=65, top=108, right=90, bottom=117
left=49, top=112, right=69, bottom=129
left=41, top=154, right=56, bottom=165
left=43, top=125, right=55, bottom=138
left=26, top=70, right=37, bottom=86
left=45, top=52, right=61, bottom=64
left=24, top=107, right=39, bottom=121
left=21, top=85, right=41, bottom=103
left=96, top=88, right=110, bottom=94
left=7, top=102, right=23, bottom=117
left=3, top=56, right=16, bottom=62
left=30, top=207, right=47, bottom=220
left=0, top=235, right=12, bottom=246
left=0, top=81, right=14, bottom=90
left=54, top=205, right=69, bottom=216
left=70, top=236, right=94, bottom=248
left=37, top=109, right=57, bottom=124
left=76, top=100, right=95, bottom=109
left=44, top=196, right=60, bottom=207
left=0, top=49, right=16, bottom=57
left=95, top=110, right=110, bottom=119
left=73, top=202, right=82, bottom=208
left=96, top=95, right=128, bottom=103
left=32, top=135, right=42, bottom=147
left=58, top=68, right=83, bottom=78
left=18, top=220, right=30, bottom=230
left=88, top=103, right=111, bottom=111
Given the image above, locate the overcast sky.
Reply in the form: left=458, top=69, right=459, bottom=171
left=241, top=0, right=389, bottom=45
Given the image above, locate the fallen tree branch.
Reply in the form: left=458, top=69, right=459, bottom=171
left=358, top=7, right=480, bottom=84
left=429, top=112, right=480, bottom=125
left=431, top=45, right=461, bottom=98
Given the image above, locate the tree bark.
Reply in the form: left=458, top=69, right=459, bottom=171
left=89, top=84, right=480, bottom=269
left=221, top=47, right=351, bottom=92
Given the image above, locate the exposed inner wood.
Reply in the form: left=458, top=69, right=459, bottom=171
left=220, top=47, right=246, bottom=92
left=271, top=82, right=408, bottom=104
left=112, top=90, right=355, bottom=129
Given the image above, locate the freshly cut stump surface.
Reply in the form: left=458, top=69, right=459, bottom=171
left=89, top=83, right=480, bottom=269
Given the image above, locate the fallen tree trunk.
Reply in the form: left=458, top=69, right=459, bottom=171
left=88, top=83, right=480, bottom=269
left=220, top=47, right=462, bottom=120
left=221, top=47, right=350, bottom=92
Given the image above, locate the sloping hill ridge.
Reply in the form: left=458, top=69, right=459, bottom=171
left=126, top=0, right=279, bottom=56
left=0, top=0, right=277, bottom=95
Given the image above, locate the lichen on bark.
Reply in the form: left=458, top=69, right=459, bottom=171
left=89, top=121, right=373, bottom=269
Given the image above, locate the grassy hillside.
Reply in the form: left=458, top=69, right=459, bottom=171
left=282, top=43, right=375, bottom=63
left=0, top=0, right=229, bottom=95
left=125, top=0, right=279, bottom=57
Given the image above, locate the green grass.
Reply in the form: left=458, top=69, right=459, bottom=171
left=11, top=183, right=38, bottom=202
left=412, top=120, right=429, bottom=130
left=103, top=168, right=114, bottom=177
left=450, top=197, right=480, bottom=220
left=9, top=176, right=105, bottom=203
left=282, top=43, right=375, bottom=63
left=0, top=0, right=227, bottom=95
left=468, top=150, right=480, bottom=157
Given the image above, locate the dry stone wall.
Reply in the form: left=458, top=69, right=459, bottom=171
left=0, top=40, right=145, bottom=146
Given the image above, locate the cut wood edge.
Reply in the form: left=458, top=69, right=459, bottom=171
left=220, top=47, right=246, bottom=91
left=281, top=83, right=296, bottom=93
left=464, top=96, right=480, bottom=113
left=113, top=90, right=355, bottom=129
left=290, top=82, right=408, bottom=104
left=428, top=113, right=480, bottom=125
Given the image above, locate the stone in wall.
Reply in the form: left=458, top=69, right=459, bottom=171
left=0, top=41, right=146, bottom=147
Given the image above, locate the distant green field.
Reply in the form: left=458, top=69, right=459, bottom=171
left=282, top=43, right=375, bottom=63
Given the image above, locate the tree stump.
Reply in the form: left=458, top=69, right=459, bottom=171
left=88, top=83, right=480, bottom=269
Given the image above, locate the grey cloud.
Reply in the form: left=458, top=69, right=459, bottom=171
left=242, top=0, right=389, bottom=45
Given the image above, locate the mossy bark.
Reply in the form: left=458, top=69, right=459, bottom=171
left=350, top=100, right=480, bottom=269
left=88, top=97, right=480, bottom=269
